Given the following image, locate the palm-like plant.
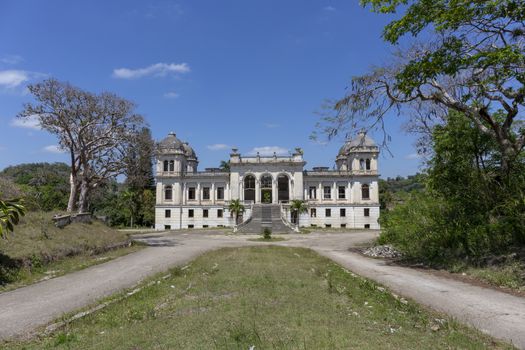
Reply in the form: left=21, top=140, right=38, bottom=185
left=290, top=200, right=308, bottom=227
left=228, top=199, right=245, bottom=225
left=0, top=198, right=26, bottom=238
left=219, top=160, right=230, bottom=172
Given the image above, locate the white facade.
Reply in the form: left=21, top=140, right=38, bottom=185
left=155, top=131, right=380, bottom=230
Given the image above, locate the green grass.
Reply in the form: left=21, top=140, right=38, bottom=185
left=462, top=262, right=525, bottom=291
left=3, top=246, right=510, bottom=349
left=0, top=211, right=141, bottom=289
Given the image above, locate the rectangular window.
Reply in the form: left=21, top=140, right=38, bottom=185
left=325, top=209, right=331, bottom=217
left=340, top=208, right=346, bottom=217
left=163, top=161, right=168, bottom=172
left=203, top=225, right=209, bottom=228
left=325, top=224, right=331, bottom=228
left=165, top=209, right=171, bottom=218
left=188, top=187, right=196, bottom=200
left=188, top=224, right=194, bottom=229
left=217, top=209, right=223, bottom=218
left=217, top=187, right=224, bottom=200
left=310, top=208, right=316, bottom=217
left=338, top=186, right=346, bottom=199
left=203, top=209, right=209, bottom=218
left=309, top=186, right=317, bottom=199
left=169, top=160, right=174, bottom=172
left=364, top=224, right=370, bottom=229
left=164, top=225, right=171, bottom=230
left=364, top=208, right=370, bottom=217
left=341, top=224, right=346, bottom=228
left=203, top=187, right=210, bottom=200
left=311, top=224, right=317, bottom=227
left=323, top=186, right=331, bottom=199
left=188, top=209, right=194, bottom=218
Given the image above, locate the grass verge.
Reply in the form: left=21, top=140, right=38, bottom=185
left=0, top=211, right=143, bottom=291
left=247, top=237, right=287, bottom=242
left=3, top=246, right=511, bottom=349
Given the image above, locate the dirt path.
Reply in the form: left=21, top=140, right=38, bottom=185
left=1, top=230, right=524, bottom=348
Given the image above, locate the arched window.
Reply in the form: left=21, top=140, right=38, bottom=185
left=244, top=175, right=256, bottom=201
left=361, top=184, right=370, bottom=200
left=366, top=158, right=371, bottom=170
left=260, top=174, right=272, bottom=189
left=359, top=159, right=365, bottom=170
left=163, top=160, right=169, bottom=172
left=169, top=160, right=175, bottom=172
left=165, top=185, right=173, bottom=200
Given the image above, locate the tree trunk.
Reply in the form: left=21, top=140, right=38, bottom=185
left=67, top=173, right=77, bottom=212
left=78, top=179, right=90, bottom=213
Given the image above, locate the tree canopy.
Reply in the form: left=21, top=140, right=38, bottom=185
left=318, top=0, right=524, bottom=173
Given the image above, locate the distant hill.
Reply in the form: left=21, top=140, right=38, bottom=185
left=0, top=162, right=70, bottom=211
left=379, top=174, right=425, bottom=210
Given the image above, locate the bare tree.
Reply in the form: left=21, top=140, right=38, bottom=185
left=18, top=79, right=145, bottom=213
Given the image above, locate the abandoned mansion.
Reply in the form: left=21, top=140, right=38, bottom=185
left=154, top=131, right=380, bottom=232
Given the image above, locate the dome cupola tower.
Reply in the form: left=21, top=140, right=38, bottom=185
left=336, top=130, right=379, bottom=173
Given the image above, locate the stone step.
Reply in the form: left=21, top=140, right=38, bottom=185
left=237, top=204, right=294, bottom=234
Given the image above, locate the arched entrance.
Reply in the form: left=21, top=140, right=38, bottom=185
left=260, top=174, right=272, bottom=203
left=244, top=175, right=255, bottom=202
left=277, top=174, right=289, bottom=202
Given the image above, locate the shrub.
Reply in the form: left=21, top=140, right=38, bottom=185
left=262, top=227, right=272, bottom=240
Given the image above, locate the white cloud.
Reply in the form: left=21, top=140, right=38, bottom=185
left=42, top=145, right=65, bottom=154
left=0, top=54, right=23, bottom=65
left=0, top=70, right=29, bottom=88
left=10, top=115, right=41, bottom=130
left=405, top=153, right=422, bottom=160
left=112, top=62, right=190, bottom=79
left=207, top=144, right=231, bottom=151
left=163, top=91, right=180, bottom=99
left=323, top=6, right=336, bottom=11
left=248, top=146, right=289, bottom=156
left=263, top=123, right=280, bottom=128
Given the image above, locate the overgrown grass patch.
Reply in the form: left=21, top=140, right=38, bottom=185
left=3, top=246, right=511, bottom=349
left=247, top=236, right=287, bottom=242
left=0, top=211, right=139, bottom=289
left=462, top=262, right=525, bottom=291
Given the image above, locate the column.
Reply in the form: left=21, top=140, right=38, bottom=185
left=211, top=182, right=216, bottom=205
left=332, top=181, right=337, bottom=201
left=318, top=182, right=323, bottom=201
left=272, top=179, right=277, bottom=204
left=239, top=181, right=243, bottom=201
left=197, top=182, right=201, bottom=205
left=255, top=178, right=260, bottom=203
left=182, top=182, right=187, bottom=205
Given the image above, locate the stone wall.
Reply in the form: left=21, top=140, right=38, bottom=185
left=52, top=213, right=93, bottom=228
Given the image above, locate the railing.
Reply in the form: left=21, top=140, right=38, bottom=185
left=280, top=203, right=299, bottom=233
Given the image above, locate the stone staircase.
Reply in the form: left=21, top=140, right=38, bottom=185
left=237, top=204, right=294, bottom=234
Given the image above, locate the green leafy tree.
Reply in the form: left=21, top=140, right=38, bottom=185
left=318, top=0, right=525, bottom=176
left=0, top=199, right=26, bottom=238
left=289, top=200, right=308, bottom=227
left=380, top=111, right=525, bottom=264
left=228, top=199, right=245, bottom=225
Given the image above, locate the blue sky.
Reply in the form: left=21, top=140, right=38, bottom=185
left=0, top=0, right=423, bottom=178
